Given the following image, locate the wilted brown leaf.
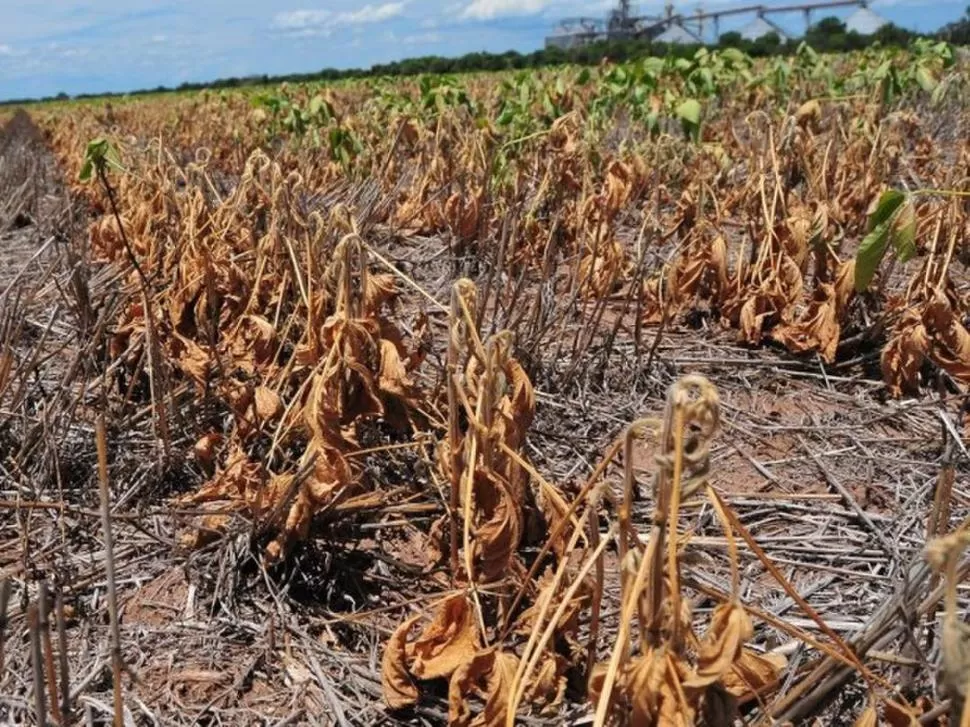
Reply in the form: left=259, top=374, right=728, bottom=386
left=448, top=649, right=518, bottom=727
left=172, top=332, right=212, bottom=387
left=410, top=594, right=481, bottom=680
left=771, top=282, right=841, bottom=362
left=882, top=307, right=927, bottom=397
left=193, top=432, right=222, bottom=468
left=684, top=603, right=753, bottom=689
left=795, top=99, right=821, bottom=130
left=923, top=291, right=970, bottom=384
left=253, top=385, right=282, bottom=421
left=471, top=469, right=523, bottom=583
left=721, top=648, right=786, bottom=700
left=578, top=236, right=624, bottom=299
left=515, top=566, right=589, bottom=645
left=382, top=614, right=421, bottom=710
left=667, top=234, right=729, bottom=309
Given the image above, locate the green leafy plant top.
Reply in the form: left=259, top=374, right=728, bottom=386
left=78, top=138, right=123, bottom=182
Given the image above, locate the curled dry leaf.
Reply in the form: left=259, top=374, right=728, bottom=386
left=603, top=160, right=636, bottom=217
left=471, top=469, right=523, bottom=583
left=922, top=291, right=970, bottom=384
left=578, top=235, right=624, bottom=299
left=795, top=99, right=822, bottom=130
left=515, top=566, right=590, bottom=646
left=382, top=614, right=422, bottom=710
left=881, top=308, right=927, bottom=397
left=448, top=649, right=518, bottom=727
left=193, top=432, right=223, bottom=468
left=184, top=446, right=264, bottom=505
left=770, top=282, right=841, bottom=362
left=410, top=594, right=481, bottom=680
left=589, top=647, right=698, bottom=726
left=720, top=648, right=787, bottom=700
left=172, top=332, right=212, bottom=387
left=253, top=385, right=283, bottom=421
left=226, top=314, right=278, bottom=373
left=684, top=602, right=753, bottom=689
left=666, top=234, right=729, bottom=309
left=524, top=652, right=568, bottom=716
left=444, top=190, right=481, bottom=242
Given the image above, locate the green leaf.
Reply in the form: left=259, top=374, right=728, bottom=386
left=78, top=158, right=93, bottom=183
left=496, top=105, right=516, bottom=126
left=891, top=197, right=916, bottom=263
left=309, top=94, right=324, bottom=117
left=576, top=68, right=591, bottom=85
left=81, top=137, right=123, bottom=179
left=720, top=47, right=747, bottom=67
left=867, top=189, right=907, bottom=233
left=675, top=98, right=702, bottom=127
left=541, top=92, right=555, bottom=117
left=103, top=143, right=123, bottom=173
left=854, top=221, right=891, bottom=292
left=915, top=65, right=937, bottom=93
left=855, top=191, right=916, bottom=291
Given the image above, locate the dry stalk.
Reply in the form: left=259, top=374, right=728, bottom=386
left=38, top=582, right=62, bottom=725
left=498, top=435, right=625, bottom=643
left=55, top=588, right=71, bottom=721
left=29, top=604, right=47, bottom=727
left=926, top=417, right=956, bottom=653
left=927, top=529, right=970, bottom=724
left=0, top=578, right=10, bottom=684
left=96, top=415, right=124, bottom=727
left=447, top=279, right=477, bottom=579
left=506, top=521, right=614, bottom=727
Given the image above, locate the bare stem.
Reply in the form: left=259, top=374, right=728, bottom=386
left=96, top=415, right=125, bottom=727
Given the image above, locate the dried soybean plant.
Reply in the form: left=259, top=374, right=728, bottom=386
left=590, top=375, right=784, bottom=726
left=180, top=229, right=425, bottom=560
left=383, top=279, right=586, bottom=724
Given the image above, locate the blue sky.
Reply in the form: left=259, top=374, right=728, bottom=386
left=0, top=0, right=965, bottom=100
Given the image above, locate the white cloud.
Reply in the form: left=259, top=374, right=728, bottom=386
left=461, top=0, right=553, bottom=20
left=420, top=17, right=439, bottom=28
left=151, top=34, right=167, bottom=43
left=336, top=3, right=406, bottom=24
left=0, top=44, right=14, bottom=56
left=272, top=3, right=405, bottom=34
left=271, top=9, right=332, bottom=30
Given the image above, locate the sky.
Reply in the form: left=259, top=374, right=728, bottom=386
left=0, top=0, right=966, bottom=101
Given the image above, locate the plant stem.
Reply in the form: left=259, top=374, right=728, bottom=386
left=96, top=415, right=124, bottom=727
